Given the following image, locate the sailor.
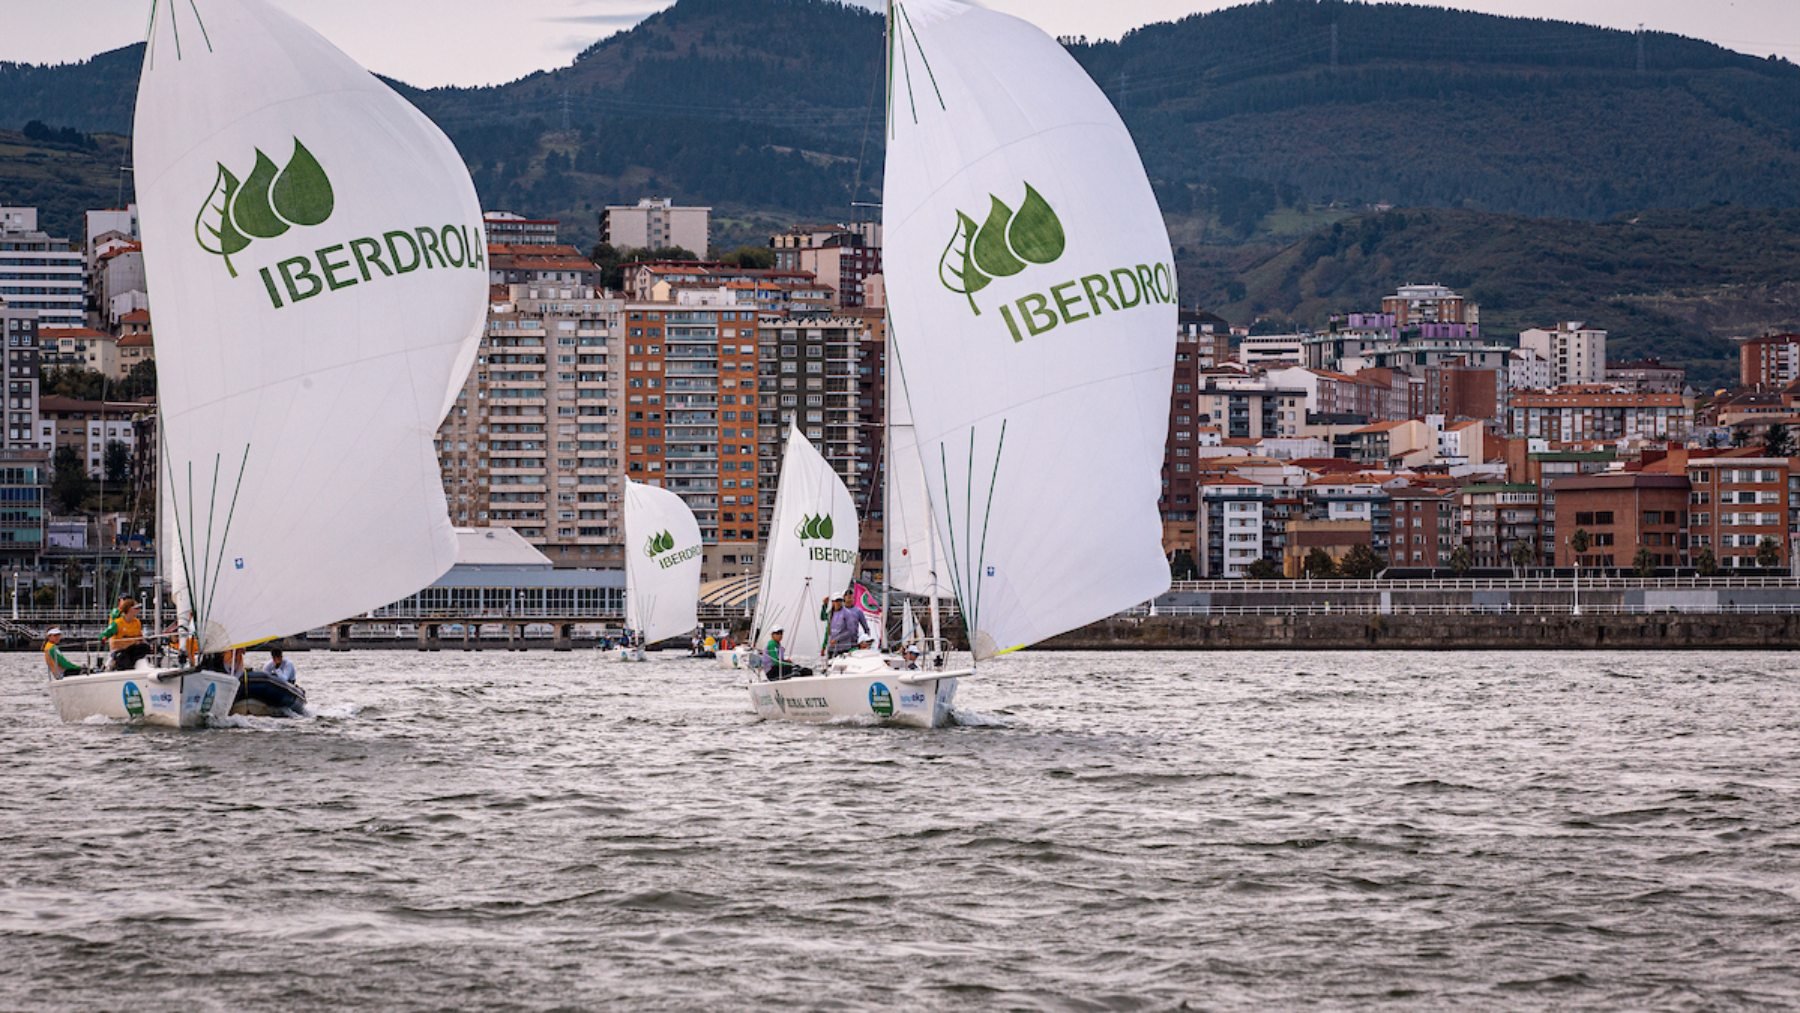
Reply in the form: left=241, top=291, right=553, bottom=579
left=826, top=593, right=864, bottom=658
left=901, top=644, right=922, bottom=670
left=102, top=599, right=150, bottom=671
left=261, top=649, right=298, bottom=684
left=764, top=626, right=811, bottom=681
left=42, top=628, right=83, bottom=678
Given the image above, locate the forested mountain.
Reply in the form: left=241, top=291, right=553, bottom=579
left=4, top=0, right=1800, bottom=383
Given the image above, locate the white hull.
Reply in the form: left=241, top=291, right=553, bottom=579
left=615, top=646, right=647, bottom=663
left=47, top=665, right=240, bottom=729
left=745, top=653, right=963, bottom=729
left=717, top=645, right=753, bottom=670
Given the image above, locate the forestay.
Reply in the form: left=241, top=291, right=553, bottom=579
left=752, top=430, right=860, bottom=662
left=883, top=0, right=1177, bottom=658
left=624, top=481, right=703, bottom=647
left=135, top=0, right=487, bottom=650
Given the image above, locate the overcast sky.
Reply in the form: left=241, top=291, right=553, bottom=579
left=6, top=1, right=1799, bottom=87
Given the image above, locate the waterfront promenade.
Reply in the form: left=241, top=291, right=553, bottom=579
left=7, top=577, right=1800, bottom=652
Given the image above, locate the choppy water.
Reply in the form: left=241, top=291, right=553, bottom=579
left=3, top=650, right=1800, bottom=1010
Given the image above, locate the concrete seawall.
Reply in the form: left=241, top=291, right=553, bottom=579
left=1037, top=613, right=1800, bottom=651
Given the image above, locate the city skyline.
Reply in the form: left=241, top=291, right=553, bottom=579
left=0, top=0, right=1795, bottom=88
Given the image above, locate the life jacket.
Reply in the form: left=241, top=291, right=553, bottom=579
left=109, top=614, right=144, bottom=649
left=43, top=641, right=63, bottom=674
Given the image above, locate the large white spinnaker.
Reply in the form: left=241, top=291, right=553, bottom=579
left=136, top=0, right=487, bottom=651
left=624, top=481, right=703, bottom=647
left=883, top=0, right=1177, bottom=659
left=751, top=430, right=860, bottom=661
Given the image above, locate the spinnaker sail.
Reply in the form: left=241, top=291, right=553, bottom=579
left=624, top=481, right=704, bottom=647
left=135, top=0, right=488, bottom=650
left=883, top=0, right=1177, bottom=658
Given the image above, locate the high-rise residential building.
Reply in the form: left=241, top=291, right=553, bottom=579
left=483, top=212, right=559, bottom=246
left=1387, top=486, right=1458, bottom=569
left=620, top=290, right=761, bottom=580
left=1738, top=334, right=1800, bottom=391
left=1459, top=483, right=1542, bottom=567
left=1519, top=322, right=1607, bottom=387
left=1509, top=347, right=1553, bottom=392
left=848, top=309, right=886, bottom=558
left=603, top=197, right=711, bottom=255
left=1193, top=378, right=1305, bottom=439
left=0, top=207, right=85, bottom=329
left=488, top=244, right=602, bottom=289
left=438, top=282, right=625, bottom=568
left=1382, top=283, right=1477, bottom=328
left=770, top=223, right=882, bottom=310
left=0, top=300, right=41, bottom=450
left=1179, top=309, right=1233, bottom=369
left=756, top=316, right=864, bottom=542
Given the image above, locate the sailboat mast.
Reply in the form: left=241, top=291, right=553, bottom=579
left=880, top=316, right=892, bottom=651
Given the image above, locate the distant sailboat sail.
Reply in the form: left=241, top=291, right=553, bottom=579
left=752, top=430, right=860, bottom=661
left=883, top=0, right=1178, bottom=658
left=624, top=481, right=703, bottom=647
left=135, top=0, right=487, bottom=650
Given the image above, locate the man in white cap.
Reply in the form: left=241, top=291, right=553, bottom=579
left=42, top=628, right=83, bottom=678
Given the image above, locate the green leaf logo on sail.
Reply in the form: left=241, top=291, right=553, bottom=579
left=796, top=514, right=837, bottom=541
left=195, top=137, right=336, bottom=278
left=645, top=530, right=676, bottom=557
left=938, top=183, right=1066, bottom=316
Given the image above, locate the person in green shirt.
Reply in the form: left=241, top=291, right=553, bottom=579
left=42, top=628, right=83, bottom=678
left=763, top=626, right=811, bottom=681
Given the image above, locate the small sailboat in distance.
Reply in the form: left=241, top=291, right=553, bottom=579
left=620, top=480, right=704, bottom=661
left=882, top=1, right=1177, bottom=656
left=46, top=0, right=487, bottom=727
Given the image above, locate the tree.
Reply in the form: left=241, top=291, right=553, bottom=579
left=103, top=440, right=130, bottom=486
left=50, top=446, right=91, bottom=513
left=1169, top=549, right=1198, bottom=581
left=1339, top=543, right=1384, bottom=579
left=1757, top=536, right=1782, bottom=569
left=117, top=359, right=157, bottom=400
left=1569, top=528, right=1592, bottom=565
left=1303, top=547, right=1337, bottom=578
left=717, top=245, right=775, bottom=269
left=1448, top=544, right=1474, bottom=575
left=1767, top=422, right=1794, bottom=458
left=1510, top=537, right=1537, bottom=572
left=1245, top=558, right=1284, bottom=580
left=1633, top=547, right=1658, bottom=577
left=42, top=366, right=108, bottom=401
left=1694, top=547, right=1719, bottom=576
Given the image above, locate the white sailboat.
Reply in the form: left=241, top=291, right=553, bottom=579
left=881, top=2, right=1177, bottom=654
left=46, top=0, right=487, bottom=727
left=743, top=430, right=955, bottom=725
left=619, top=480, right=704, bottom=662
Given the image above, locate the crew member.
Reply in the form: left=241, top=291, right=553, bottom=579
left=102, top=599, right=150, bottom=671
left=764, top=626, right=811, bottom=681
left=42, top=628, right=82, bottom=678
left=262, top=649, right=298, bottom=684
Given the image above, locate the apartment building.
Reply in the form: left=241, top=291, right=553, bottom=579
left=1551, top=473, right=1689, bottom=568
left=1192, top=379, right=1304, bottom=439
left=488, top=244, right=602, bottom=289
left=1508, top=388, right=1690, bottom=445
left=1382, top=283, right=1477, bottom=327
left=1199, top=478, right=1271, bottom=577
left=438, top=283, right=624, bottom=568
left=620, top=290, right=761, bottom=579
left=36, top=396, right=145, bottom=478
left=0, top=208, right=84, bottom=330
left=1740, top=334, right=1800, bottom=390
left=1519, top=322, right=1607, bottom=386
left=771, top=223, right=882, bottom=310
left=756, top=316, right=864, bottom=543
left=603, top=197, right=710, bottom=255
left=1459, top=483, right=1542, bottom=567
left=0, top=301, right=40, bottom=450
left=0, top=448, right=48, bottom=564
left=483, top=212, right=559, bottom=246
left=1387, top=486, right=1458, bottom=568
left=1685, top=457, right=1789, bottom=569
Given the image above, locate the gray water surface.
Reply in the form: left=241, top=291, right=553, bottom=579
left=3, top=650, right=1798, bottom=1010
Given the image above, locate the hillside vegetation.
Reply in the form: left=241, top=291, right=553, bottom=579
left=3, top=0, right=1799, bottom=381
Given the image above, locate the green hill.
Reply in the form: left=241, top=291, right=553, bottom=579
left=4, top=0, right=1800, bottom=382
left=0, top=127, right=132, bottom=239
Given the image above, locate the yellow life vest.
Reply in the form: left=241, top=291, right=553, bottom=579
left=110, top=614, right=144, bottom=650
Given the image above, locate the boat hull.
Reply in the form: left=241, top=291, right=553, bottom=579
left=717, top=646, right=752, bottom=670
left=746, top=655, right=958, bottom=729
left=47, top=666, right=241, bottom=729
left=233, top=673, right=307, bottom=717
left=615, top=646, right=647, bottom=662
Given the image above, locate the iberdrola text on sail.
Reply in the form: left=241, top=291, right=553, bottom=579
left=259, top=223, right=487, bottom=310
